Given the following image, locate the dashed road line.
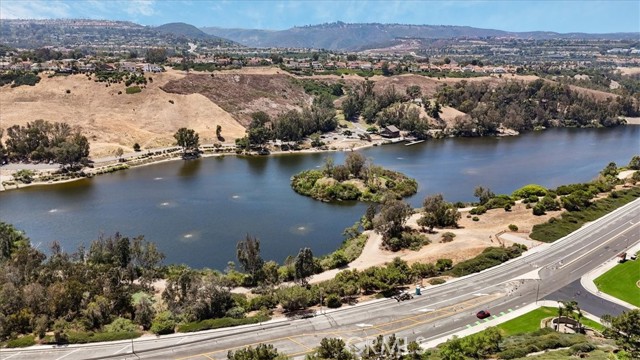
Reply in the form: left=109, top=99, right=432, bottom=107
left=55, top=349, right=81, bottom=360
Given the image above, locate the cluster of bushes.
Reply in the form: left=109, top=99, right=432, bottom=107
left=0, top=70, right=41, bottom=87
left=496, top=328, right=588, bottom=359
left=94, top=164, right=129, bottom=175
left=176, top=315, right=269, bottom=333
left=293, top=78, right=344, bottom=98
left=448, top=245, right=526, bottom=277
left=2, top=120, right=90, bottom=166
left=531, top=186, right=640, bottom=242
left=291, top=153, right=418, bottom=203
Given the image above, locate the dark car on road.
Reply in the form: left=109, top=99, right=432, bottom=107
left=476, top=310, right=491, bottom=319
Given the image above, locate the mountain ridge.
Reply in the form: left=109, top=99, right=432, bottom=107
left=202, top=21, right=640, bottom=50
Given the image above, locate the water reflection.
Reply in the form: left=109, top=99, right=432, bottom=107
left=177, top=158, right=202, bottom=178
left=244, top=155, right=269, bottom=176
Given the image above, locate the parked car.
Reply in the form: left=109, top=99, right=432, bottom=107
left=393, top=292, right=414, bottom=302
left=476, top=310, right=491, bottom=319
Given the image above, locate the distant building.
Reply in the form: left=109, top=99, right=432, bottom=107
left=380, top=125, right=400, bottom=138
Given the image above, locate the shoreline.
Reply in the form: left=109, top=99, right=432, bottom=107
left=0, top=138, right=383, bottom=192
left=1, top=122, right=637, bottom=192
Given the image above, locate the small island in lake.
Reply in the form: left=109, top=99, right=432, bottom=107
left=291, top=152, right=418, bottom=202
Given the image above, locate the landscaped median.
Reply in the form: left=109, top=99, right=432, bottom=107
left=594, top=256, right=640, bottom=308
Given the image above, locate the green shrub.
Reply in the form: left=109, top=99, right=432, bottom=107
left=508, top=224, right=518, bottom=231
left=248, top=294, right=278, bottom=311
left=325, top=294, right=342, bottom=308
left=125, top=86, right=142, bottom=94
left=472, top=216, right=479, bottom=221
left=527, top=195, right=539, bottom=203
left=428, top=278, right=446, bottom=285
left=150, top=311, right=176, bottom=335
left=532, top=203, right=546, bottom=216
left=441, top=232, right=456, bottom=243
left=448, top=245, right=525, bottom=277
left=5, top=335, right=36, bottom=348
left=42, top=331, right=141, bottom=345
left=569, top=342, right=596, bottom=355
left=512, top=184, right=547, bottom=198
left=531, top=187, right=640, bottom=242
left=498, top=347, right=528, bottom=359
left=176, top=315, right=269, bottom=333
left=104, top=317, right=138, bottom=332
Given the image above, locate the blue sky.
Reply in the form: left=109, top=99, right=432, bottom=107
left=1, top=0, right=639, bottom=33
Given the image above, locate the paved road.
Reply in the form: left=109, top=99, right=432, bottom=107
left=545, top=279, right=629, bottom=317
left=2, top=199, right=639, bottom=360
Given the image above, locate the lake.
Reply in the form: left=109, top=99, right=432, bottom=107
left=1, top=127, right=638, bottom=269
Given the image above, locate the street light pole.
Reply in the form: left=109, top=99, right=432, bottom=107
left=535, top=280, right=541, bottom=304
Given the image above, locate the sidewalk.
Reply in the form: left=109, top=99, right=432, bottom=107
left=580, top=242, right=640, bottom=310
left=418, top=300, right=602, bottom=350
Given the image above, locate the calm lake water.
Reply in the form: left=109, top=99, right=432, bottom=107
left=1, top=127, right=638, bottom=269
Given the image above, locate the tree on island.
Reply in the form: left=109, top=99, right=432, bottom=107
left=174, top=127, right=200, bottom=157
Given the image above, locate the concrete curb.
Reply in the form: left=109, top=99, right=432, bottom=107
left=580, top=242, right=640, bottom=310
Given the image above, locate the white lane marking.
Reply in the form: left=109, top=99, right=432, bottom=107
left=2, top=352, right=22, bottom=360
left=113, top=344, right=131, bottom=355
left=413, top=291, right=489, bottom=312
left=176, top=337, right=187, bottom=345
left=356, top=323, right=373, bottom=327
left=55, top=349, right=80, bottom=360
left=569, top=261, right=594, bottom=274
left=560, top=223, right=640, bottom=269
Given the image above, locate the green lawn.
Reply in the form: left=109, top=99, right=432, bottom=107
left=594, top=259, right=640, bottom=307
left=496, top=307, right=558, bottom=336
left=495, top=306, right=604, bottom=336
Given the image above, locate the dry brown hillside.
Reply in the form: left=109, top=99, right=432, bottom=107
left=161, top=73, right=312, bottom=126
left=0, top=69, right=246, bottom=157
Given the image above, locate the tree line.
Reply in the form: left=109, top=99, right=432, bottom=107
left=0, top=224, right=164, bottom=343
left=341, top=80, right=433, bottom=139
left=1, top=120, right=89, bottom=168
left=238, top=95, right=338, bottom=150
left=437, top=79, right=634, bottom=136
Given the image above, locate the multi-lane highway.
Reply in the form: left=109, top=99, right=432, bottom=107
left=2, top=198, right=639, bottom=360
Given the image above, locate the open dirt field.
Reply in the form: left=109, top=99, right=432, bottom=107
left=0, top=69, right=246, bottom=157
left=309, top=202, right=559, bottom=284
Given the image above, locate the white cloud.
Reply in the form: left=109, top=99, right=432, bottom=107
left=124, top=0, right=156, bottom=17
left=0, top=0, right=71, bottom=19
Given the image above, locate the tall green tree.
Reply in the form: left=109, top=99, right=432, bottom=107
left=418, top=194, right=461, bottom=232
left=236, top=234, right=264, bottom=283
left=294, top=247, right=315, bottom=284
left=373, top=199, right=412, bottom=244
left=602, top=309, right=640, bottom=358
left=174, top=128, right=200, bottom=155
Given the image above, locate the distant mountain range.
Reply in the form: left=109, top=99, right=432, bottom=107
left=154, top=22, right=232, bottom=44
left=1, top=19, right=637, bottom=51
left=202, top=21, right=640, bottom=50
left=0, top=19, right=236, bottom=49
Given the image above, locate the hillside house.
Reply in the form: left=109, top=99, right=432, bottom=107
left=380, top=125, right=400, bottom=138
